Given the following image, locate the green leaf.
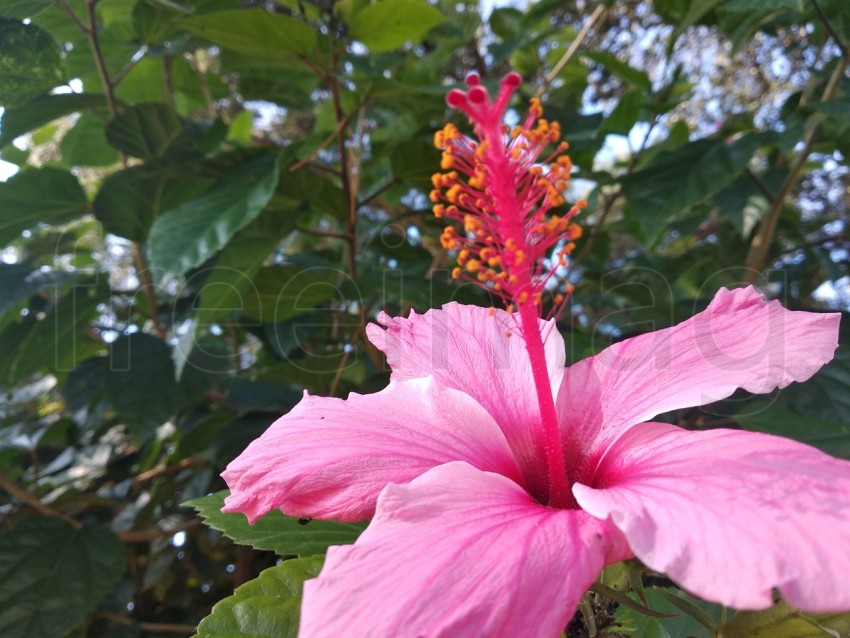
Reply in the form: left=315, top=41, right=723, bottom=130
left=0, top=518, right=125, bottom=638
left=772, top=314, right=850, bottom=424
left=105, top=102, right=199, bottom=162
left=722, top=0, right=802, bottom=12
left=242, top=265, right=342, bottom=323
left=1, top=278, right=104, bottom=384
left=347, top=0, right=444, bottom=52
left=197, top=207, right=296, bottom=325
left=0, top=264, right=76, bottom=318
left=0, top=167, right=89, bottom=246
left=60, top=112, right=121, bottom=167
left=187, top=491, right=365, bottom=555
left=0, top=93, right=111, bottom=148
left=105, top=332, right=225, bottom=440
left=621, top=132, right=774, bottom=242
left=132, top=0, right=181, bottom=44
left=148, top=151, right=281, bottom=279
left=583, top=51, right=652, bottom=92
left=0, top=18, right=63, bottom=107
left=732, top=399, right=850, bottom=458
left=182, top=9, right=317, bottom=57
left=614, top=587, right=722, bottom=638
left=599, top=89, right=644, bottom=136
left=717, top=601, right=846, bottom=638
left=93, top=165, right=210, bottom=242
left=195, top=556, right=324, bottom=638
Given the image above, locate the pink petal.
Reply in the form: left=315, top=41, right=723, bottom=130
left=222, top=378, right=523, bottom=523
left=367, top=303, right=565, bottom=496
left=301, top=462, right=629, bottom=637
left=574, top=422, right=850, bottom=611
left=558, top=286, right=840, bottom=467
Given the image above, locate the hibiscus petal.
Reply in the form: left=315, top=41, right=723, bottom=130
left=574, top=422, right=850, bottom=611
left=221, top=377, right=523, bottom=523
left=558, top=286, right=840, bottom=466
left=367, top=302, right=565, bottom=495
left=301, top=462, right=628, bottom=638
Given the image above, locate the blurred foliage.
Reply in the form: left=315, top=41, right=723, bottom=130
left=0, top=0, right=848, bottom=636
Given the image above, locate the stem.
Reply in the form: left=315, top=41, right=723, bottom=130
left=517, top=302, right=573, bottom=508
left=539, top=4, right=606, bottom=96
left=0, top=473, right=83, bottom=529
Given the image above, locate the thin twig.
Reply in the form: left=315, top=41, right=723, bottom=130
left=112, top=46, right=148, bottom=85
left=327, top=25, right=359, bottom=279
left=288, top=109, right=355, bottom=172
left=132, top=243, right=166, bottom=338
left=539, top=4, right=606, bottom=96
left=54, top=0, right=88, bottom=35
left=131, top=458, right=209, bottom=486
left=96, top=612, right=196, bottom=634
left=812, top=0, right=848, bottom=57
left=743, top=52, right=850, bottom=283
left=85, top=0, right=118, bottom=117
left=118, top=518, right=200, bottom=543
left=0, top=473, right=83, bottom=529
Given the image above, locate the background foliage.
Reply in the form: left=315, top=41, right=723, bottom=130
left=0, top=0, right=848, bottom=636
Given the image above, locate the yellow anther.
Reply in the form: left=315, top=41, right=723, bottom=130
left=532, top=292, right=542, bottom=306
left=554, top=293, right=565, bottom=305
left=487, top=256, right=501, bottom=267
left=429, top=189, right=441, bottom=202
left=451, top=267, right=461, bottom=279
left=517, top=291, right=529, bottom=305
left=464, top=215, right=481, bottom=232
left=514, top=250, right=526, bottom=265
left=433, top=204, right=445, bottom=219
left=466, top=259, right=481, bottom=273
left=446, top=184, right=463, bottom=203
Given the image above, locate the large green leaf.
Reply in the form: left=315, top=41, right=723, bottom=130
left=0, top=518, right=125, bottom=638
left=776, top=313, right=850, bottom=423
left=717, top=601, right=850, bottom=638
left=60, top=112, right=121, bottom=167
left=621, top=131, right=774, bottom=242
left=732, top=398, right=850, bottom=458
left=0, top=167, right=89, bottom=246
left=0, top=93, right=111, bottom=148
left=93, top=165, right=210, bottom=242
left=147, top=151, right=281, bottom=279
left=0, top=264, right=77, bottom=318
left=105, top=332, right=226, bottom=440
left=1, top=278, right=104, bottom=384
left=583, top=50, right=652, bottom=92
left=0, top=18, right=63, bottom=107
left=614, top=587, right=722, bottom=638
left=187, top=491, right=365, bottom=555
left=347, top=0, right=445, bottom=52
left=195, top=556, right=324, bottom=638
left=105, top=102, right=199, bottom=162
left=197, top=207, right=296, bottom=325
left=242, top=265, right=342, bottom=323
left=182, top=9, right=317, bottom=57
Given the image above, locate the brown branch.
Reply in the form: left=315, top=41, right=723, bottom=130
left=54, top=0, right=88, bottom=36
left=289, top=108, right=355, bottom=173
left=96, top=612, right=196, bottom=634
left=0, top=473, right=83, bottom=529
left=131, top=458, right=209, bottom=486
left=132, top=243, right=166, bottom=338
left=85, top=0, right=118, bottom=117
left=743, top=52, right=850, bottom=283
left=327, top=27, right=358, bottom=279
left=118, top=518, right=201, bottom=543
left=539, top=4, right=606, bottom=96
left=812, top=0, right=848, bottom=57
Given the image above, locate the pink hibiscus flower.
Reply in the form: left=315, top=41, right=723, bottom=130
left=222, top=74, right=849, bottom=636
